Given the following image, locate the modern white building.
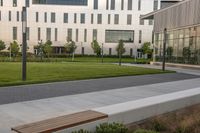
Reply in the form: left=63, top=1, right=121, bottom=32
left=0, top=0, right=165, bottom=56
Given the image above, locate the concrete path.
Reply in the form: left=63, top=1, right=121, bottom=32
left=0, top=77, right=200, bottom=133
left=123, top=63, right=200, bottom=76
left=0, top=73, right=198, bottom=105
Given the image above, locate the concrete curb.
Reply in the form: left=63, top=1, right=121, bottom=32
left=59, top=87, right=200, bottom=132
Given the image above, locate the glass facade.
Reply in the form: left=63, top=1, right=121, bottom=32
left=155, top=26, right=200, bottom=65
left=105, top=30, right=134, bottom=43
left=33, top=0, right=88, bottom=6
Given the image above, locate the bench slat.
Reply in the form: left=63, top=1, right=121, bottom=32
left=12, top=110, right=108, bottom=133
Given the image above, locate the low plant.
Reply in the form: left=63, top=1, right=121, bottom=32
left=96, top=122, right=128, bottom=133
left=133, top=129, right=159, bottom=133
left=71, top=129, right=92, bottom=133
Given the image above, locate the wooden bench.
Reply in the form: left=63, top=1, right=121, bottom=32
left=11, top=110, right=108, bottom=133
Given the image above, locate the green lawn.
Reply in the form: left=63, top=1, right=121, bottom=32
left=0, top=62, right=172, bottom=87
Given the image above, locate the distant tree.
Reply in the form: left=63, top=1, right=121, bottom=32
left=194, top=49, right=200, bottom=64
left=166, top=46, right=173, bottom=61
left=0, top=40, right=6, bottom=52
left=141, top=42, right=153, bottom=58
left=8, top=41, right=20, bottom=58
left=116, top=40, right=126, bottom=66
left=91, top=40, right=101, bottom=56
left=64, top=40, right=77, bottom=61
left=43, top=40, right=52, bottom=58
left=183, top=47, right=191, bottom=63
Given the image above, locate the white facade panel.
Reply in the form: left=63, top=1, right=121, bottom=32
left=0, top=0, right=161, bottom=55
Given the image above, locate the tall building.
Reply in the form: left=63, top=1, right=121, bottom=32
left=0, top=0, right=162, bottom=56
left=142, top=0, right=200, bottom=65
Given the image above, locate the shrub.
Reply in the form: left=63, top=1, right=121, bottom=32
left=133, top=129, right=159, bottom=133
left=151, top=120, right=166, bottom=132
left=71, top=129, right=92, bottom=133
left=96, top=122, right=128, bottom=133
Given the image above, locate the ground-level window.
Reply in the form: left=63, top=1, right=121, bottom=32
left=13, top=27, right=17, bottom=40
left=105, top=30, right=134, bottom=43
left=109, top=48, right=112, bottom=55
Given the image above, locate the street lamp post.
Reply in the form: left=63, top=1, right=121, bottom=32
left=162, top=28, right=167, bottom=71
left=22, top=6, right=27, bottom=81
left=38, top=40, right=43, bottom=61
left=101, top=43, right=104, bottom=63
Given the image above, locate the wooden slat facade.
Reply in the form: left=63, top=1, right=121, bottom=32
left=154, top=0, right=200, bottom=32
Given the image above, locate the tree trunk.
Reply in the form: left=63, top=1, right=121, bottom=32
left=119, top=53, right=122, bottom=66
left=72, top=52, right=75, bottom=62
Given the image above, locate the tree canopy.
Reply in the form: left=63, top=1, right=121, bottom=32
left=91, top=40, right=101, bottom=56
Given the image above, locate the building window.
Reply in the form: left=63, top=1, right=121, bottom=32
left=64, top=13, right=68, bottom=23
left=46, top=28, right=51, bottom=41
left=105, top=30, right=134, bottom=43
left=44, top=12, right=47, bottom=23
left=109, top=48, right=112, bottom=55
left=17, top=11, right=19, bottom=21
left=110, top=0, right=115, bottom=10
left=154, top=0, right=158, bottom=11
left=130, top=48, right=133, bottom=56
left=26, top=27, right=30, bottom=40
left=32, top=0, right=88, bottom=6
left=55, top=28, right=58, bottom=41
left=128, top=0, right=132, bottom=10
left=91, top=14, right=94, bottom=24
left=38, top=27, right=41, bottom=41
left=36, top=12, right=39, bottom=22
left=76, top=29, right=79, bottom=42
left=93, top=29, right=97, bottom=41
left=106, top=0, right=109, bottom=10
left=108, top=14, right=111, bottom=24
left=13, top=27, right=17, bottom=40
left=140, top=19, right=144, bottom=25
left=138, top=0, right=141, bottom=10
left=149, top=19, right=153, bottom=25
left=94, top=0, right=98, bottom=9
left=121, top=0, right=124, bottom=10
left=114, top=14, right=119, bottom=24
left=0, top=0, right=3, bottom=6
left=139, top=30, right=142, bottom=43
left=74, top=13, right=77, bottom=23
left=13, top=0, right=17, bottom=7
left=9, top=11, right=11, bottom=21
left=127, top=14, right=132, bottom=25
left=82, top=47, right=85, bottom=55
left=67, top=28, right=72, bottom=41
left=84, top=29, right=87, bottom=42
left=97, top=14, right=102, bottom=24
left=80, top=13, right=85, bottom=24
left=51, top=12, right=56, bottom=23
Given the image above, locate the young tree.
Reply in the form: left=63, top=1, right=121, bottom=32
left=183, top=47, right=191, bottom=63
left=141, top=42, right=153, bottom=58
left=116, top=40, right=126, bottom=66
left=166, top=46, right=173, bottom=61
left=91, top=40, right=101, bottom=56
left=0, top=40, right=6, bottom=52
left=64, top=40, right=77, bottom=61
left=43, top=40, right=52, bottom=58
left=8, top=41, right=20, bottom=58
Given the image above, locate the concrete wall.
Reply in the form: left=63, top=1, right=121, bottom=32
left=58, top=87, right=200, bottom=133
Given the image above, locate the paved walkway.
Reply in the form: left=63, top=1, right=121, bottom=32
left=0, top=77, right=200, bottom=133
left=123, top=63, right=200, bottom=76
left=0, top=73, right=198, bottom=105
